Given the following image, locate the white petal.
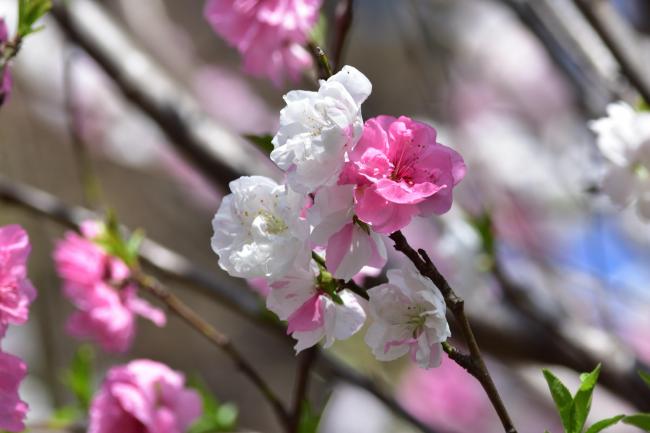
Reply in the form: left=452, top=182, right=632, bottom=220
left=328, top=65, right=372, bottom=106
left=322, top=291, right=366, bottom=347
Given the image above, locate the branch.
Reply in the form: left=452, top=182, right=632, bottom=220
left=50, top=0, right=276, bottom=186
left=331, top=0, right=354, bottom=71
left=389, top=231, right=517, bottom=433
left=132, top=271, right=292, bottom=431
left=573, top=0, right=650, bottom=104
left=0, top=174, right=441, bottom=433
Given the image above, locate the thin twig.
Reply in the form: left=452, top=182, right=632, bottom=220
left=290, top=348, right=318, bottom=433
left=132, top=270, right=292, bottom=431
left=573, top=0, right=650, bottom=104
left=389, top=231, right=517, bottom=433
left=331, top=0, right=354, bottom=71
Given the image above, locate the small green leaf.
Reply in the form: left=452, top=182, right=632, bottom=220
left=572, top=364, right=601, bottom=433
left=639, top=370, right=650, bottom=389
left=623, top=414, right=650, bottom=431
left=584, top=415, right=625, bottom=433
left=310, top=13, right=328, bottom=49
left=125, top=229, right=145, bottom=266
left=543, top=369, right=573, bottom=433
left=17, top=0, right=51, bottom=37
left=49, top=405, right=82, bottom=428
left=188, top=376, right=239, bottom=433
left=244, top=134, right=274, bottom=155
left=62, top=345, right=95, bottom=412
left=298, top=401, right=322, bottom=433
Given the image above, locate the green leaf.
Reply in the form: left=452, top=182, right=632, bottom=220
left=310, top=12, right=328, bottom=49
left=17, top=0, right=51, bottom=37
left=244, top=134, right=274, bottom=155
left=469, top=213, right=495, bottom=258
left=572, top=364, right=601, bottom=433
left=584, top=415, right=625, bottom=433
left=297, top=401, right=322, bottom=433
left=543, top=369, right=574, bottom=433
left=623, top=414, right=650, bottom=431
left=125, top=229, right=145, bottom=266
left=188, top=376, right=238, bottom=433
left=62, top=345, right=95, bottom=412
left=639, top=370, right=650, bottom=389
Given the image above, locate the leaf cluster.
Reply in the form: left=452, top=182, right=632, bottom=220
left=543, top=365, right=650, bottom=433
left=188, top=376, right=239, bottom=433
left=17, top=0, right=51, bottom=38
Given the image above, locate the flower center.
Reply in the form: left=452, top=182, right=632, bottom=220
left=259, top=210, right=288, bottom=235
left=405, top=304, right=427, bottom=337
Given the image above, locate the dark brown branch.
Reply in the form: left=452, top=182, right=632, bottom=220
left=573, top=0, right=650, bottom=104
left=331, top=0, right=354, bottom=71
left=132, top=271, right=292, bottom=431
left=389, top=231, right=517, bottom=433
left=50, top=0, right=275, bottom=187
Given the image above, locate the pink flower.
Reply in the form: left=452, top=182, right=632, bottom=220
left=266, top=263, right=366, bottom=352
left=89, top=359, right=202, bottom=433
left=204, top=0, right=322, bottom=86
left=0, top=225, right=36, bottom=337
left=341, top=116, right=466, bottom=234
left=54, top=222, right=166, bottom=353
left=0, top=350, right=28, bottom=432
left=397, top=358, right=494, bottom=433
left=308, top=185, right=386, bottom=281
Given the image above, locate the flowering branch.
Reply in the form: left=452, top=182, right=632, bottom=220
left=131, top=270, right=293, bottom=431
left=389, top=230, right=517, bottom=433
left=0, top=174, right=443, bottom=433
left=289, top=348, right=318, bottom=433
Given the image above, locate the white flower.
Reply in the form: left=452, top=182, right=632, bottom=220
left=365, top=262, right=450, bottom=369
left=266, top=262, right=366, bottom=353
left=271, top=65, right=372, bottom=193
left=211, top=176, right=308, bottom=280
left=308, top=184, right=386, bottom=281
left=590, top=102, right=650, bottom=219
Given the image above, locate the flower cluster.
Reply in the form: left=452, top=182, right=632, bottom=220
left=212, top=66, right=465, bottom=368
left=54, top=221, right=166, bottom=353
left=204, top=0, right=322, bottom=86
left=591, top=102, right=650, bottom=219
left=0, top=225, right=37, bottom=432
left=88, top=359, right=202, bottom=433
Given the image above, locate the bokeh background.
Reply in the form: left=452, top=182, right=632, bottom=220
left=1, top=0, right=650, bottom=432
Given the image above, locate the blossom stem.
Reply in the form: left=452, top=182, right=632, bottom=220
left=308, top=43, right=333, bottom=79
left=290, top=347, right=318, bottom=433
left=132, top=271, right=293, bottom=432
left=389, top=230, right=517, bottom=433
left=311, top=251, right=369, bottom=300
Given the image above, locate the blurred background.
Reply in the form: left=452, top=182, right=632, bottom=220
left=1, top=0, right=650, bottom=432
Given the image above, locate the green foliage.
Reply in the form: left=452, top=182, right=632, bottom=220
left=544, top=365, right=650, bottom=433
left=310, top=13, right=328, bottom=49
left=49, top=405, right=83, bottom=429
left=543, top=368, right=575, bottom=433
left=623, top=414, right=650, bottom=431
left=297, top=401, right=322, bottom=433
left=92, top=212, right=143, bottom=267
left=62, top=345, right=95, bottom=412
left=583, top=415, right=624, bottom=433
left=469, top=213, right=495, bottom=257
left=244, top=134, right=274, bottom=155
left=639, top=370, right=650, bottom=389
left=17, top=0, right=51, bottom=37
left=188, top=376, right=239, bottom=433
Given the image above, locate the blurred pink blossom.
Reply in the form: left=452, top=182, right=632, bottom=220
left=341, top=116, right=466, bottom=234
left=89, top=359, right=202, bottom=433
left=204, top=0, right=322, bottom=86
left=398, top=357, right=493, bottom=432
left=0, top=350, right=28, bottom=432
left=53, top=221, right=166, bottom=353
left=0, top=225, right=36, bottom=337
